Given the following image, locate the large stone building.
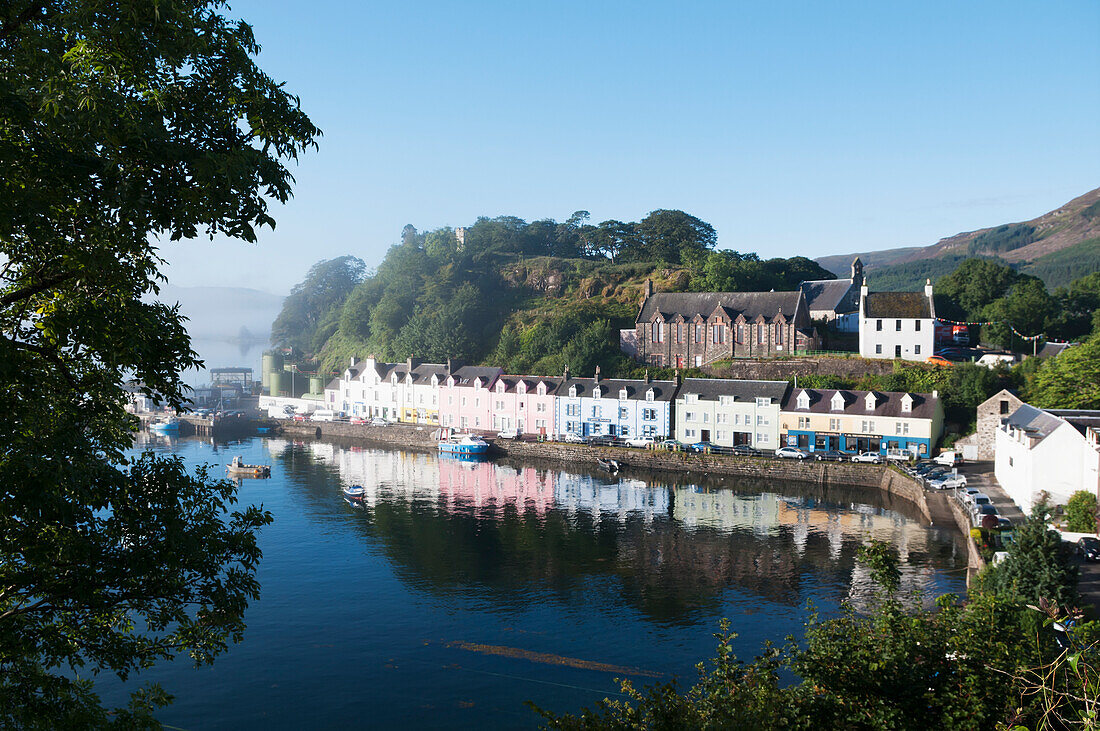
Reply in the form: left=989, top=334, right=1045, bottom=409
left=956, top=389, right=1025, bottom=461
left=799, top=257, right=863, bottom=327
left=633, top=281, right=819, bottom=368
left=858, top=279, right=936, bottom=361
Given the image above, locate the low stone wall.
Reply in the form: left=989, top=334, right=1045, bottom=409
left=947, top=494, right=986, bottom=571
left=704, top=356, right=897, bottom=382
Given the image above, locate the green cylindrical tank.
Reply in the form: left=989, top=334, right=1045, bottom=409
left=309, top=376, right=323, bottom=395
left=268, top=371, right=284, bottom=397
left=262, top=352, right=283, bottom=390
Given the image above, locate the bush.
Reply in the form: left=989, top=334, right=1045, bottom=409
left=1065, top=491, right=1098, bottom=533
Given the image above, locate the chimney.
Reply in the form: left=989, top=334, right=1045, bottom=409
left=563, top=365, right=570, bottom=381
left=407, top=356, right=413, bottom=372
left=644, top=368, right=651, bottom=384
left=925, top=278, right=934, bottom=300
left=644, top=279, right=652, bottom=298
left=350, top=356, right=357, bottom=367
left=674, top=368, right=681, bottom=385
left=860, top=280, right=869, bottom=298
left=446, top=358, right=453, bottom=375
left=594, top=365, right=601, bottom=383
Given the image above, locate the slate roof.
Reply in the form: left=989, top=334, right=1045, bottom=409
left=409, top=363, right=450, bottom=384
left=1046, top=409, right=1100, bottom=438
left=325, top=376, right=341, bottom=390
left=863, top=291, right=933, bottom=319
left=1004, top=404, right=1068, bottom=443
left=1037, top=342, right=1072, bottom=359
left=637, top=291, right=805, bottom=324
left=781, top=388, right=939, bottom=419
left=677, top=378, right=790, bottom=403
left=496, top=375, right=560, bottom=394
left=800, top=278, right=855, bottom=314
left=557, top=377, right=678, bottom=402
left=449, top=365, right=503, bottom=388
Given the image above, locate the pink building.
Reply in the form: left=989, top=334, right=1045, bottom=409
left=438, top=460, right=555, bottom=517
left=438, top=366, right=502, bottom=431
left=489, top=376, right=560, bottom=437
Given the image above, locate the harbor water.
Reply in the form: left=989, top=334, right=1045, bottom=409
left=99, top=434, right=968, bottom=729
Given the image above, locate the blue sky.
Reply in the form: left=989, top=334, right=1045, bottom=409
left=162, top=0, right=1100, bottom=293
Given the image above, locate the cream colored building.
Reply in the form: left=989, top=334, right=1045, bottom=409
left=674, top=379, right=789, bottom=449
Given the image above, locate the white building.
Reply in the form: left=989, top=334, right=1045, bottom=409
left=858, top=279, right=936, bottom=361
left=554, top=369, right=676, bottom=440
left=674, top=379, right=788, bottom=450
left=995, top=404, right=1100, bottom=514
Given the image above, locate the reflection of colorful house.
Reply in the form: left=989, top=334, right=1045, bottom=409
left=674, top=378, right=788, bottom=449
left=553, top=476, right=669, bottom=523
left=438, top=461, right=555, bottom=516
left=439, top=366, right=502, bottom=431
left=779, top=388, right=943, bottom=456
left=554, top=368, right=676, bottom=439
left=489, top=376, right=560, bottom=437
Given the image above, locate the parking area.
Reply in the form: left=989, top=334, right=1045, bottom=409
left=954, top=461, right=1026, bottom=525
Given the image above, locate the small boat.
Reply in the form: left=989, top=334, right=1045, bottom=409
left=226, top=455, right=271, bottom=478
left=596, top=457, right=621, bottom=472
left=438, top=430, right=489, bottom=455
left=150, top=417, right=179, bottom=433
left=342, top=484, right=368, bottom=504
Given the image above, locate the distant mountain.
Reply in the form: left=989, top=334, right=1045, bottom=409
left=817, top=187, right=1100, bottom=290
left=157, top=284, right=284, bottom=341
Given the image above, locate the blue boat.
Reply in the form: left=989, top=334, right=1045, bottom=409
left=438, top=431, right=489, bottom=456
left=150, top=417, right=180, bottom=433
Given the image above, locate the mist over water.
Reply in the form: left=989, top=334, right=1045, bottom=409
left=100, top=435, right=967, bottom=729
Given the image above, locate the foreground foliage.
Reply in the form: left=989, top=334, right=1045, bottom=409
left=1, top=0, right=317, bottom=723
left=534, top=508, right=1094, bottom=730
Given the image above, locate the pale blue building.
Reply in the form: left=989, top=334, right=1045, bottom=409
left=553, top=369, right=677, bottom=440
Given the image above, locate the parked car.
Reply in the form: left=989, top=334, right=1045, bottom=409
left=850, top=451, right=883, bottom=464
left=292, top=413, right=307, bottom=422
left=1078, top=537, right=1100, bottom=561
left=368, top=417, right=390, bottom=427
left=926, top=355, right=954, bottom=367
left=775, top=446, right=810, bottom=460
left=349, top=416, right=367, bottom=425
left=655, top=439, right=682, bottom=450
left=586, top=435, right=621, bottom=447
left=973, top=504, right=1000, bottom=527
left=562, top=432, right=585, bottom=444
left=968, top=493, right=992, bottom=511
left=625, top=435, right=656, bottom=448
left=933, top=451, right=959, bottom=467
left=928, top=474, right=967, bottom=490
left=497, top=429, right=521, bottom=440
left=731, top=445, right=762, bottom=457
left=812, top=449, right=847, bottom=462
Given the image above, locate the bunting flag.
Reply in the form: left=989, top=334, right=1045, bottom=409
left=934, top=318, right=1044, bottom=342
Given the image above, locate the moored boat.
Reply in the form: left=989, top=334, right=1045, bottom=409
left=150, top=417, right=179, bottom=433
left=437, top=430, right=489, bottom=455
left=342, top=484, right=368, bottom=504
left=596, top=457, right=621, bottom=472
left=226, top=455, right=271, bottom=478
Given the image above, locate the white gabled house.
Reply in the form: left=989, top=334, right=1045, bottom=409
left=859, top=279, right=936, bottom=361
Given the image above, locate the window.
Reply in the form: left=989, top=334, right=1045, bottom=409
left=798, top=416, right=810, bottom=429
left=592, top=405, right=601, bottom=418
left=694, top=324, right=702, bottom=343
left=675, top=323, right=682, bottom=343
left=619, top=388, right=628, bottom=400
left=646, top=389, right=655, bottom=402
left=757, top=326, right=763, bottom=345
left=536, top=402, right=546, bottom=412
left=643, top=409, right=657, bottom=420
left=716, top=431, right=726, bottom=441
left=1009, top=456, right=1013, bottom=467
left=757, top=415, right=767, bottom=426
left=712, top=323, right=724, bottom=344
left=914, top=344, right=921, bottom=355
left=495, top=400, right=504, bottom=410
left=758, top=432, right=769, bottom=444
left=915, top=320, right=921, bottom=331
left=620, top=426, right=630, bottom=436
left=775, top=323, right=783, bottom=345
left=686, top=411, right=696, bottom=422
left=737, top=325, right=744, bottom=343
left=796, top=392, right=810, bottom=409
left=619, top=406, right=629, bottom=419
left=895, top=319, right=902, bottom=331
left=756, top=397, right=771, bottom=407
left=829, top=418, right=840, bottom=430
left=685, top=429, right=696, bottom=438
left=875, top=344, right=882, bottom=355
left=876, top=319, right=883, bottom=332
left=1000, top=400, right=1009, bottom=415
left=702, top=413, right=710, bottom=423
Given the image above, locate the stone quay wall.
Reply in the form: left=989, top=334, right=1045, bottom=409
left=277, top=422, right=944, bottom=529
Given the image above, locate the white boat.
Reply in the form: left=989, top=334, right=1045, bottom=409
left=150, top=417, right=179, bottom=433
left=342, top=485, right=368, bottom=504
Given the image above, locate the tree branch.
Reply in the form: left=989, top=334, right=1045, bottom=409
left=0, top=270, right=75, bottom=308
left=0, top=334, right=78, bottom=389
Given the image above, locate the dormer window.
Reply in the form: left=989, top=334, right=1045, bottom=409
left=796, top=390, right=810, bottom=410
left=431, top=375, right=438, bottom=387
left=569, top=386, right=577, bottom=398
left=391, top=374, right=397, bottom=385
left=474, top=379, right=482, bottom=390
left=646, top=389, right=655, bottom=402
left=830, top=392, right=845, bottom=411
left=518, top=382, right=526, bottom=395
left=619, top=388, right=628, bottom=400
left=756, top=397, right=771, bottom=408
left=593, top=386, right=602, bottom=399
left=901, top=393, right=913, bottom=413
left=864, top=393, right=877, bottom=411
left=686, top=394, right=698, bottom=404
left=537, top=383, right=546, bottom=396
left=496, top=382, right=505, bottom=394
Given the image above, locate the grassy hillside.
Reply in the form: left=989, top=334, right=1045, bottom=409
left=818, top=187, right=1100, bottom=288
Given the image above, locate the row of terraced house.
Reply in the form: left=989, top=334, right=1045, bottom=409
left=324, top=356, right=945, bottom=456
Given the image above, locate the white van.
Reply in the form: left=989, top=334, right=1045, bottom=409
left=311, top=409, right=336, bottom=422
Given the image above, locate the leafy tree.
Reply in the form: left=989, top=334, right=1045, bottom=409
left=1065, top=491, right=1098, bottom=534
left=976, top=498, right=1078, bottom=607
left=981, top=277, right=1053, bottom=349
left=0, top=0, right=317, bottom=723
left=272, top=256, right=366, bottom=350
left=634, top=209, right=717, bottom=263
left=935, top=258, right=1025, bottom=320
left=1030, top=333, right=1100, bottom=409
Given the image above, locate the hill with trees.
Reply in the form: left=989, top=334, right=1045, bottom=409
left=818, top=187, right=1100, bottom=290
left=270, top=210, right=834, bottom=377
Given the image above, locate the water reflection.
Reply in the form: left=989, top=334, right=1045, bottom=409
left=264, top=439, right=964, bottom=621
